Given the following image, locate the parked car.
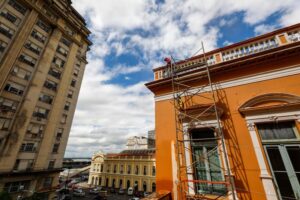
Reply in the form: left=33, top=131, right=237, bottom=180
left=144, top=192, right=149, bottom=197
left=118, top=188, right=125, bottom=195
left=89, top=187, right=102, bottom=194
left=127, top=187, right=133, bottom=195
left=129, top=198, right=140, bottom=200
left=73, top=188, right=85, bottom=197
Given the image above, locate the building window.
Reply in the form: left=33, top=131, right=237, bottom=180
left=56, top=45, right=68, bottom=57
left=76, top=61, right=81, bottom=68
left=120, top=165, right=124, bottom=174
left=27, top=123, right=43, bottom=137
left=25, top=41, right=42, bottom=55
left=152, top=166, right=156, bottom=176
left=36, top=19, right=51, bottom=33
left=0, top=40, right=8, bottom=52
left=101, top=164, right=103, bottom=172
left=127, top=165, right=131, bottom=174
left=39, top=93, right=53, bottom=104
left=0, top=117, right=11, bottom=130
left=20, top=143, right=36, bottom=152
left=73, top=68, right=79, bottom=77
left=67, top=90, right=73, bottom=98
left=43, top=177, right=53, bottom=188
left=52, top=56, right=65, bottom=68
left=0, top=97, right=18, bottom=112
left=48, top=160, right=55, bottom=169
left=61, top=114, right=67, bottom=124
left=44, top=80, right=58, bottom=91
left=56, top=128, right=63, bottom=141
left=0, top=10, right=20, bottom=26
left=4, top=82, right=25, bottom=96
left=8, top=0, right=27, bottom=15
left=113, top=165, right=117, bottom=173
left=64, top=102, right=70, bottom=111
left=52, top=143, right=59, bottom=153
left=48, top=67, right=61, bottom=79
left=4, top=180, right=30, bottom=193
left=60, top=37, right=71, bottom=47
left=0, top=23, right=14, bottom=38
left=143, top=166, right=147, bottom=175
left=71, top=79, right=76, bottom=87
left=33, top=107, right=49, bottom=119
left=31, top=29, right=46, bottom=43
left=135, top=165, right=139, bottom=175
left=19, top=54, right=36, bottom=67
left=12, top=66, right=31, bottom=80
left=190, top=128, right=226, bottom=195
left=256, top=121, right=300, bottom=200
left=107, top=164, right=110, bottom=173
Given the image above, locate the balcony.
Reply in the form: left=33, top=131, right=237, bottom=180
left=153, top=25, right=300, bottom=80
left=0, top=26, right=13, bottom=38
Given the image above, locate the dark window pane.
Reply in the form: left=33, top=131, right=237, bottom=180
left=256, top=121, right=296, bottom=140
left=266, top=147, right=286, bottom=171
left=286, top=146, right=300, bottom=172
left=273, top=172, right=296, bottom=200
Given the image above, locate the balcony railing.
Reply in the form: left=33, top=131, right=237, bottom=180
left=153, top=26, right=300, bottom=80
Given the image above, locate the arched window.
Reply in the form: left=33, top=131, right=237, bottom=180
left=112, top=179, right=116, bottom=188
left=152, top=182, right=156, bottom=192
left=134, top=181, right=138, bottom=191
left=152, top=166, right=156, bottom=176
left=119, top=179, right=123, bottom=188
left=95, top=177, right=98, bottom=185
left=135, top=165, right=139, bottom=175
left=127, top=180, right=130, bottom=189
left=106, top=178, right=109, bottom=187
left=143, top=181, right=147, bottom=191
left=127, top=165, right=131, bottom=174
left=91, top=177, right=94, bottom=185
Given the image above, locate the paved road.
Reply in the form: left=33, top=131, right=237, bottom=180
left=72, top=190, right=135, bottom=200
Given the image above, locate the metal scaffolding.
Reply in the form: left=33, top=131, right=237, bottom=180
left=169, top=42, right=236, bottom=200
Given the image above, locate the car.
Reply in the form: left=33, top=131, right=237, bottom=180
left=118, top=188, right=125, bottom=195
left=144, top=192, right=149, bottom=197
left=129, top=198, right=140, bottom=200
left=127, top=187, right=133, bottom=195
left=73, top=188, right=85, bottom=197
left=89, top=187, right=101, bottom=194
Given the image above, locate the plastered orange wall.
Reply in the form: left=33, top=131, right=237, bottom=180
left=153, top=56, right=300, bottom=199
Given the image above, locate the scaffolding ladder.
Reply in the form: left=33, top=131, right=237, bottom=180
left=169, top=42, right=236, bottom=200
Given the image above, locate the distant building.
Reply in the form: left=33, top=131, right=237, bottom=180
left=0, top=0, right=91, bottom=199
left=126, top=136, right=148, bottom=150
left=93, top=149, right=156, bottom=193
left=88, top=151, right=105, bottom=186
left=63, top=158, right=91, bottom=169
left=147, top=130, right=155, bottom=149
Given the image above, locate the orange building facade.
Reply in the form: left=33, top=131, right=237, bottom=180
left=146, top=24, right=300, bottom=200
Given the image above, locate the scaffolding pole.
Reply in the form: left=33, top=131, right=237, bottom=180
left=170, top=42, right=236, bottom=200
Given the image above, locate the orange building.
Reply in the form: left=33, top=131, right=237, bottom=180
left=146, top=23, right=300, bottom=200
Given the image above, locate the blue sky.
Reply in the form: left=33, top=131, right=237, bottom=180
left=65, top=0, right=300, bottom=157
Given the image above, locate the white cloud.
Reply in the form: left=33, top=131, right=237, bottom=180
left=254, top=24, right=278, bottom=35
left=66, top=0, right=300, bottom=157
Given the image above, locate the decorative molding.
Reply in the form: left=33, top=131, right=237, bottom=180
left=155, top=65, right=300, bottom=102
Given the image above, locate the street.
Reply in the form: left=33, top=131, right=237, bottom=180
left=72, top=189, right=136, bottom=200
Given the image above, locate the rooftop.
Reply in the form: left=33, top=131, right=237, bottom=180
left=151, top=23, right=300, bottom=81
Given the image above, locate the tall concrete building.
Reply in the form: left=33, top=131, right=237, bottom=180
left=0, top=0, right=91, bottom=198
